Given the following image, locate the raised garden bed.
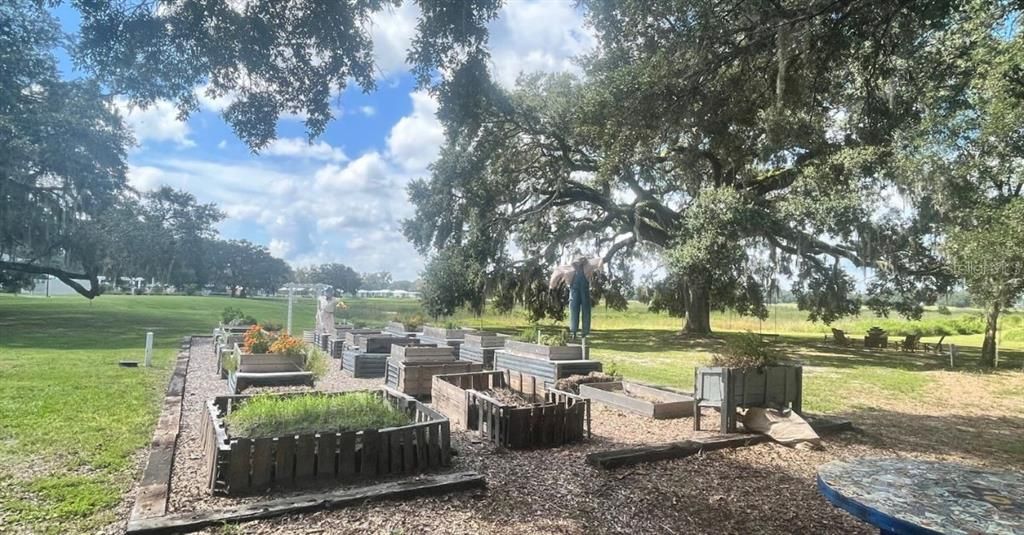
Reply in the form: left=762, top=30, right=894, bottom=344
left=458, top=332, right=506, bottom=369
left=384, top=321, right=420, bottom=336
left=494, top=350, right=603, bottom=389
left=385, top=350, right=481, bottom=395
left=340, top=335, right=426, bottom=378
left=694, top=365, right=803, bottom=433
left=431, top=371, right=590, bottom=449
left=340, top=350, right=389, bottom=378
left=225, top=344, right=314, bottom=394
left=502, top=340, right=588, bottom=360
left=578, top=381, right=694, bottom=419
left=419, top=326, right=474, bottom=350
left=199, top=388, right=451, bottom=495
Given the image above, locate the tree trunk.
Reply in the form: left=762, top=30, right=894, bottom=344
left=980, top=302, right=1000, bottom=368
left=683, top=282, right=712, bottom=334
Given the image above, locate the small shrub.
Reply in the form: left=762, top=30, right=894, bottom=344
left=517, top=325, right=540, bottom=343
left=710, top=332, right=780, bottom=368
left=222, top=307, right=257, bottom=326
left=516, top=326, right=568, bottom=346
left=262, top=321, right=283, bottom=332
left=936, top=305, right=951, bottom=315
left=304, top=347, right=329, bottom=380
left=223, top=351, right=239, bottom=373
left=225, top=392, right=411, bottom=439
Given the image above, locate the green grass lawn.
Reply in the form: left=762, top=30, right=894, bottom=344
left=1, top=294, right=1022, bottom=533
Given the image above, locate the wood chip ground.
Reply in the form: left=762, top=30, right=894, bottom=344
left=110, top=337, right=1022, bottom=534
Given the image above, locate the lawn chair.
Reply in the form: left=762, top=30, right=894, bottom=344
left=830, top=328, right=853, bottom=346
left=900, top=334, right=922, bottom=352
left=923, top=335, right=945, bottom=354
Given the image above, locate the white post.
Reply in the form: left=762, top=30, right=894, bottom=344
left=581, top=336, right=588, bottom=360
left=144, top=332, right=154, bottom=367
left=286, top=286, right=294, bottom=335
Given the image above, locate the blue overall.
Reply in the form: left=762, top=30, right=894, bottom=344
left=568, top=264, right=591, bottom=338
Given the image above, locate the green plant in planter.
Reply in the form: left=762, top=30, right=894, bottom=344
left=710, top=332, right=780, bottom=368
left=516, top=325, right=569, bottom=346
left=226, top=392, right=410, bottom=439
left=223, top=351, right=240, bottom=373
left=516, top=325, right=540, bottom=343
left=222, top=307, right=257, bottom=325
left=303, top=347, right=329, bottom=380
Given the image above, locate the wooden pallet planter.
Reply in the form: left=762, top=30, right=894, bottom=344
left=579, top=381, right=694, bottom=419
left=226, top=344, right=314, bottom=394
left=201, top=387, right=451, bottom=495
left=458, top=332, right=506, bottom=369
left=385, top=358, right=482, bottom=398
left=358, top=334, right=421, bottom=354
left=431, top=371, right=590, bottom=449
left=494, top=350, right=603, bottom=388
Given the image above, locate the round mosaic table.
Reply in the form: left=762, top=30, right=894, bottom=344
left=817, top=458, right=1024, bottom=535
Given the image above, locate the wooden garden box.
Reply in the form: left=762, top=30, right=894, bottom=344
left=384, top=322, right=419, bottom=336
left=385, top=356, right=482, bottom=398
left=503, top=340, right=588, bottom=360
left=199, top=388, right=451, bottom=495
left=420, top=326, right=474, bottom=350
left=459, top=332, right=507, bottom=369
left=579, top=381, right=694, bottom=419
left=693, top=365, right=802, bottom=433
left=431, top=371, right=590, bottom=449
left=494, top=350, right=603, bottom=389
left=226, top=344, right=314, bottom=394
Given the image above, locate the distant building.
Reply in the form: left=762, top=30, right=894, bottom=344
left=356, top=289, right=421, bottom=299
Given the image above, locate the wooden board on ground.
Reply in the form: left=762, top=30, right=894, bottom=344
left=125, top=471, right=485, bottom=535
left=578, top=381, right=694, bottom=419
left=129, top=337, right=192, bottom=522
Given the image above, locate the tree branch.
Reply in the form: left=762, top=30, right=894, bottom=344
left=0, top=261, right=100, bottom=299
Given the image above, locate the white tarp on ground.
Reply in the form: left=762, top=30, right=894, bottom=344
left=742, top=408, right=821, bottom=446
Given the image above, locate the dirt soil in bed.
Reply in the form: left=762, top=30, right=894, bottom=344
left=147, top=338, right=1011, bottom=534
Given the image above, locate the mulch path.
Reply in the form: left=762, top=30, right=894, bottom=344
left=144, top=337, right=994, bottom=534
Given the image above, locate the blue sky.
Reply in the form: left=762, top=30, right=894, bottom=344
left=52, top=2, right=595, bottom=280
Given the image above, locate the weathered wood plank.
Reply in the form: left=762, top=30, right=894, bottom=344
left=295, top=435, right=316, bottom=479
left=274, top=436, right=295, bottom=485
left=360, top=430, right=378, bottom=477
left=250, top=438, right=274, bottom=490
left=403, top=428, right=416, bottom=472
left=317, top=434, right=337, bottom=479
left=125, top=472, right=486, bottom=535
left=226, top=439, right=251, bottom=493
left=338, top=432, right=356, bottom=479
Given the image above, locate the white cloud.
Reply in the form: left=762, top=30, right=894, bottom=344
left=263, top=137, right=348, bottom=162
left=359, top=105, right=376, bottom=117
left=488, top=2, right=595, bottom=88
left=314, top=152, right=389, bottom=191
left=368, top=2, right=420, bottom=77
left=386, top=91, right=444, bottom=173
left=217, top=139, right=228, bottom=149
left=115, top=98, right=194, bottom=148
left=268, top=239, right=292, bottom=258
left=127, top=165, right=165, bottom=191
